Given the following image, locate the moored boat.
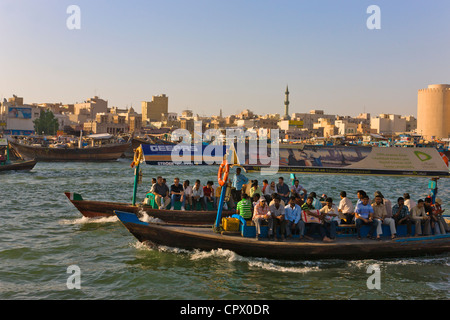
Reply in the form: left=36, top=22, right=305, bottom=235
left=9, top=135, right=130, bottom=161
left=0, top=159, right=37, bottom=172
left=115, top=210, right=450, bottom=261
left=64, top=192, right=231, bottom=225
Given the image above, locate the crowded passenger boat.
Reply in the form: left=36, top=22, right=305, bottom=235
left=145, top=169, right=450, bottom=242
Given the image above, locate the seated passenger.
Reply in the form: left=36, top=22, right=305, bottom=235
left=203, top=181, right=215, bottom=209
left=284, top=196, right=304, bottom=240
left=302, top=196, right=332, bottom=242
left=151, top=176, right=170, bottom=209
left=192, top=180, right=205, bottom=210
left=183, top=180, right=193, bottom=209
left=434, top=198, right=449, bottom=234
left=392, top=197, right=413, bottom=236
left=319, top=197, right=339, bottom=241
left=269, top=195, right=286, bottom=241
left=236, top=193, right=252, bottom=221
left=372, top=195, right=396, bottom=240
left=410, top=199, right=431, bottom=236
left=338, top=191, right=354, bottom=224
left=249, top=180, right=262, bottom=198
left=431, top=198, right=447, bottom=235
left=290, top=179, right=307, bottom=201
left=355, top=195, right=377, bottom=240
left=252, top=196, right=273, bottom=240
left=170, top=177, right=185, bottom=211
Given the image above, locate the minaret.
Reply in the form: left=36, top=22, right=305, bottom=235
left=284, top=85, right=290, bottom=120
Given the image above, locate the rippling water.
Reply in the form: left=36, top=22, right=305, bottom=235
left=1, top=160, right=449, bottom=300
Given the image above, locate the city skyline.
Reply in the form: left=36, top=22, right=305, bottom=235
left=1, top=0, right=449, bottom=117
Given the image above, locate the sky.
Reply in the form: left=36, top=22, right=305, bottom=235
left=0, top=0, right=449, bottom=117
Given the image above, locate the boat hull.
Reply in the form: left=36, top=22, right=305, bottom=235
left=0, top=159, right=37, bottom=172
left=64, top=192, right=230, bottom=225
left=9, top=140, right=130, bottom=161
left=116, top=211, right=450, bottom=260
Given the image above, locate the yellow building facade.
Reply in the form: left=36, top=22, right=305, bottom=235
left=141, top=94, right=168, bottom=122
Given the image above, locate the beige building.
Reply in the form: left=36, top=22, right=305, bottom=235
left=417, top=84, right=450, bottom=141
left=291, top=110, right=335, bottom=130
left=69, top=96, right=108, bottom=124
left=141, top=94, right=168, bottom=122
left=370, top=114, right=406, bottom=135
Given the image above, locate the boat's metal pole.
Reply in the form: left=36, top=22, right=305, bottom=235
left=132, top=162, right=140, bottom=206
left=214, top=182, right=228, bottom=230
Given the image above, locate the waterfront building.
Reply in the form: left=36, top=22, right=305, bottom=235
left=417, top=84, right=450, bottom=141
left=141, top=94, right=168, bottom=123
left=291, top=110, right=335, bottom=130
left=370, top=114, right=406, bottom=135
left=0, top=95, right=40, bottom=135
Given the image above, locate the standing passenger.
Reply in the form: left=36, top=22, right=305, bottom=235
left=231, top=167, right=248, bottom=203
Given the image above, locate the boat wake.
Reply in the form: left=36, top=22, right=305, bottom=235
left=131, top=241, right=321, bottom=274
left=59, top=215, right=119, bottom=225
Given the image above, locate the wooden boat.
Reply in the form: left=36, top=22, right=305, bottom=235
left=64, top=192, right=231, bottom=225
left=115, top=210, right=450, bottom=260
left=9, top=137, right=130, bottom=161
left=0, top=159, right=37, bottom=172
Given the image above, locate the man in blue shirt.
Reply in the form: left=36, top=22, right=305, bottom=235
left=355, top=195, right=377, bottom=240
left=284, top=196, right=305, bottom=240
left=276, top=177, right=291, bottom=204
left=231, top=167, right=248, bottom=202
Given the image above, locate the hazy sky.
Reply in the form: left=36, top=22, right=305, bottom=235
left=0, top=0, right=449, bottom=117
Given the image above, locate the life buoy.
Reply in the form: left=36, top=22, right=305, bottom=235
left=440, top=152, right=449, bottom=167
left=131, top=146, right=143, bottom=168
left=217, top=160, right=230, bottom=187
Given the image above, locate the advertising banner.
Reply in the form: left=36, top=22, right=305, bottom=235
left=242, top=145, right=450, bottom=177
left=8, top=107, right=32, bottom=119
left=141, top=144, right=228, bottom=166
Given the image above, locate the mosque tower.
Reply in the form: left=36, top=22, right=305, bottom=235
left=284, top=85, right=291, bottom=120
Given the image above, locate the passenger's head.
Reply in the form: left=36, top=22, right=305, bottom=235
left=397, top=197, right=405, bottom=206
left=357, top=190, right=366, bottom=199
left=306, top=196, right=314, bottom=205
left=340, top=191, right=347, bottom=198
left=259, top=197, right=267, bottom=206
left=326, top=197, right=333, bottom=207
left=362, top=195, right=370, bottom=205
left=278, top=177, right=284, bottom=184
left=289, top=196, right=297, bottom=207
left=374, top=195, right=383, bottom=205
left=274, top=197, right=281, bottom=206
left=417, top=199, right=424, bottom=208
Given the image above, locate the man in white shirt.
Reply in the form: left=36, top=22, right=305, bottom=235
left=338, top=191, right=354, bottom=224
left=403, top=193, right=416, bottom=212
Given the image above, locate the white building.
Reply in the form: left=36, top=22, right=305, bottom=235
left=370, top=114, right=406, bottom=135
left=0, top=96, right=40, bottom=135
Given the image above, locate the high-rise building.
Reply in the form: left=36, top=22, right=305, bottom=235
left=141, top=94, right=168, bottom=122
left=417, top=84, right=450, bottom=141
